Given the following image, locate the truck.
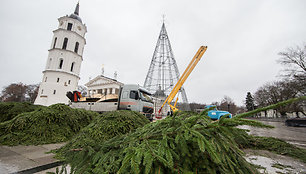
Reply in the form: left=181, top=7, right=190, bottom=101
left=205, top=105, right=232, bottom=120
left=67, top=84, right=154, bottom=121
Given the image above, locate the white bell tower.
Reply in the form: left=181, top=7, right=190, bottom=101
left=35, top=2, right=87, bottom=106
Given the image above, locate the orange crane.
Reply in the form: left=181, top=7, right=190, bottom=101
left=158, top=46, right=208, bottom=114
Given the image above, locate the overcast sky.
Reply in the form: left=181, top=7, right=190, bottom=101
left=0, top=0, right=305, bottom=105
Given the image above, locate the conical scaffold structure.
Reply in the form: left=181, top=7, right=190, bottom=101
left=144, top=22, right=189, bottom=110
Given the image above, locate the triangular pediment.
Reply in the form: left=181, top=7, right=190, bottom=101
left=85, top=75, right=123, bottom=87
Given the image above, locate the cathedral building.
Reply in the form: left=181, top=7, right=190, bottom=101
left=85, top=75, right=123, bottom=100
left=35, top=3, right=87, bottom=106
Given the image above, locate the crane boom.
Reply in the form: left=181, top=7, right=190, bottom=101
left=158, top=46, right=207, bottom=114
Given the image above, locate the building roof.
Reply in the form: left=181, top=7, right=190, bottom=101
left=85, top=75, right=123, bottom=87
left=69, top=2, right=82, bottom=23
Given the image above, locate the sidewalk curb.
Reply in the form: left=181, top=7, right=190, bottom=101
left=10, top=161, right=63, bottom=174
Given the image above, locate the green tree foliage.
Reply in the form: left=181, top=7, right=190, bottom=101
left=55, top=110, right=259, bottom=173
left=0, top=102, right=43, bottom=123
left=236, top=136, right=306, bottom=163
left=0, top=104, right=98, bottom=145
left=245, top=92, right=255, bottom=112
left=53, top=97, right=305, bottom=174
left=53, top=110, right=150, bottom=171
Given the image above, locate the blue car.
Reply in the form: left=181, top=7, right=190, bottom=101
left=205, top=105, right=232, bottom=120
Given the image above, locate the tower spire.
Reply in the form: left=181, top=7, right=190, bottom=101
left=74, top=2, right=79, bottom=15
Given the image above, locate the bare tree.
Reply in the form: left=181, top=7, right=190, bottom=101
left=278, top=44, right=306, bottom=79
left=254, top=86, right=270, bottom=107
left=219, top=96, right=238, bottom=114
left=0, top=83, right=39, bottom=103
left=254, top=80, right=305, bottom=118
left=26, top=84, right=39, bottom=103
left=78, top=85, right=88, bottom=97
left=0, top=83, right=28, bottom=102
left=189, top=102, right=206, bottom=111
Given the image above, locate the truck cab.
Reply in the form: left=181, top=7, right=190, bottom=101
left=206, top=105, right=232, bottom=120
left=118, top=84, right=154, bottom=120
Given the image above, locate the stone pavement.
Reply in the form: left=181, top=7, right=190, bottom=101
left=0, top=143, right=65, bottom=174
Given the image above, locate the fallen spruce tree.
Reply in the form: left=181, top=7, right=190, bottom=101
left=53, top=96, right=306, bottom=174
left=0, top=102, right=43, bottom=123
left=237, top=136, right=306, bottom=163
left=54, top=110, right=150, bottom=161
left=0, top=104, right=98, bottom=145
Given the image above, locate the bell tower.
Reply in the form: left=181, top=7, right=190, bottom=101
left=35, top=2, right=87, bottom=106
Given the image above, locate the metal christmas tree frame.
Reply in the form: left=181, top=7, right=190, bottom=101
left=143, top=22, right=189, bottom=109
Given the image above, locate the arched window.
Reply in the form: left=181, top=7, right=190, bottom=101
left=62, top=38, right=68, bottom=50
left=53, top=37, right=57, bottom=48
left=67, top=23, right=73, bottom=31
left=48, top=58, right=52, bottom=69
left=70, top=62, right=75, bottom=72
left=59, top=59, right=64, bottom=69
left=74, top=42, right=79, bottom=53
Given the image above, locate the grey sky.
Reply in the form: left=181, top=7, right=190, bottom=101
left=0, top=0, right=305, bottom=105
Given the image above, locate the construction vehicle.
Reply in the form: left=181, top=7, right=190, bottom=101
left=159, top=46, right=232, bottom=120
left=159, top=46, right=207, bottom=114
left=67, top=84, right=154, bottom=120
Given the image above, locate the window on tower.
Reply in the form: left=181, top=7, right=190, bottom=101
left=62, top=38, right=68, bottom=50
left=74, top=42, right=79, bottom=53
left=48, top=58, right=52, bottom=69
left=53, top=37, right=57, bottom=49
left=53, top=90, right=56, bottom=94
left=59, top=59, right=64, bottom=69
left=70, top=62, right=75, bottom=72
left=57, top=78, right=60, bottom=82
left=67, top=23, right=73, bottom=31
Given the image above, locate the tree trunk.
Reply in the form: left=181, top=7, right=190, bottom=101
left=296, top=112, right=300, bottom=118
left=280, top=111, right=287, bottom=118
